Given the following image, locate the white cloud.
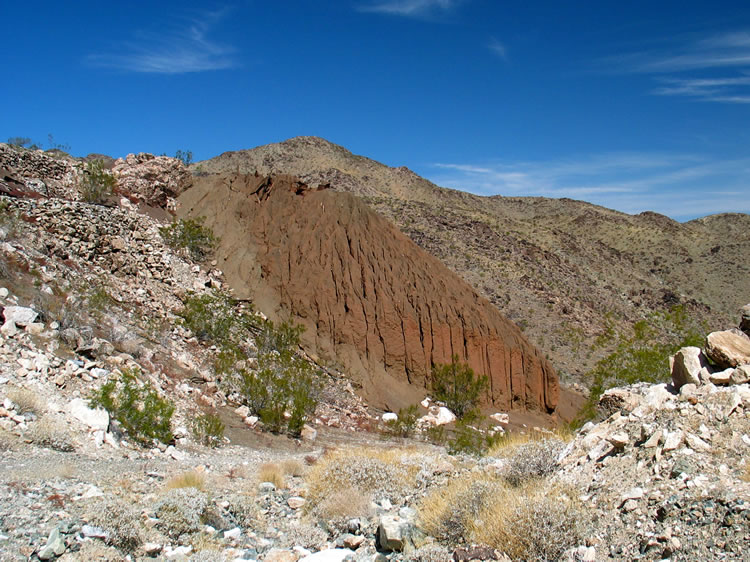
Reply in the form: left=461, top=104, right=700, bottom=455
left=488, top=38, right=507, bottom=60
left=359, top=0, right=460, bottom=17
left=426, top=152, right=750, bottom=220
left=609, top=30, right=750, bottom=104
left=87, top=10, right=236, bottom=74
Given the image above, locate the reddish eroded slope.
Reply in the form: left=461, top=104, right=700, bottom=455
left=178, top=173, right=558, bottom=413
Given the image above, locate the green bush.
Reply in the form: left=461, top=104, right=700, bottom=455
left=175, top=149, right=193, bottom=165
left=160, top=217, right=217, bottom=262
left=89, top=367, right=174, bottom=445
left=191, top=412, right=225, bottom=448
left=236, top=320, right=320, bottom=436
left=431, top=356, right=488, bottom=419
left=178, top=290, right=255, bottom=345
left=574, top=305, right=705, bottom=426
left=383, top=404, right=420, bottom=438
left=79, top=160, right=116, bottom=204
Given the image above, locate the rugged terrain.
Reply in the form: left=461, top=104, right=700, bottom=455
left=0, top=143, right=749, bottom=562
left=195, top=136, right=750, bottom=383
left=177, top=173, right=557, bottom=414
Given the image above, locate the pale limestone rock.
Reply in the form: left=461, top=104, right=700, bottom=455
left=287, top=496, right=306, bottom=509
left=2, top=306, right=38, bottom=328
left=705, top=329, right=750, bottom=368
left=378, top=515, right=405, bottom=552
left=671, top=347, right=708, bottom=390
left=299, top=549, right=352, bottom=562
left=731, top=365, right=750, bottom=385
left=490, top=412, right=510, bottom=425
left=301, top=424, right=317, bottom=441
left=663, top=430, right=683, bottom=452
left=709, top=368, right=736, bottom=385
left=382, top=412, right=398, bottom=422
left=607, top=431, right=629, bottom=448
left=68, top=398, right=109, bottom=431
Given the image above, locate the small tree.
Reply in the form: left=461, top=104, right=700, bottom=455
left=80, top=160, right=116, bottom=204
left=175, top=149, right=193, bottom=166
left=431, top=355, right=488, bottom=419
left=160, top=217, right=218, bottom=262
left=89, top=368, right=174, bottom=445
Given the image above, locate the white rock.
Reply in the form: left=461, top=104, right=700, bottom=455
left=377, top=515, right=405, bottom=552
left=490, top=412, right=510, bottom=425
left=2, top=306, right=38, bottom=328
left=685, top=433, right=711, bottom=452
left=420, top=397, right=431, bottom=408
left=224, top=527, right=242, bottom=540
left=382, top=412, right=398, bottom=422
left=607, top=431, right=629, bottom=448
left=433, top=406, right=456, bottom=425
left=621, top=487, right=644, bottom=501
left=0, top=288, right=8, bottom=298
left=663, top=430, right=684, bottom=452
left=244, top=415, right=259, bottom=427
left=235, top=405, right=250, bottom=418
left=299, top=549, right=353, bottom=562
left=68, top=398, right=109, bottom=431
left=709, top=368, right=735, bottom=385
left=164, top=545, right=192, bottom=558
left=301, top=424, right=317, bottom=441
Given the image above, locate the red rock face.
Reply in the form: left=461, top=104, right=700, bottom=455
left=178, top=174, right=558, bottom=413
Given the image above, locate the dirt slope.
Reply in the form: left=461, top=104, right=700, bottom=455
left=195, top=137, right=750, bottom=384
left=177, top=173, right=558, bottom=414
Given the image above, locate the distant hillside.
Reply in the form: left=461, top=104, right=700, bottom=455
left=177, top=173, right=559, bottom=414
left=196, top=137, right=750, bottom=384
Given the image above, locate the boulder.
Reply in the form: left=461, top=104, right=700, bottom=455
left=2, top=306, right=38, bottom=328
left=299, top=549, right=352, bottom=562
left=671, top=347, right=709, bottom=390
left=740, top=303, right=750, bottom=337
left=112, top=153, right=190, bottom=209
left=378, top=515, right=406, bottom=552
left=705, top=329, right=750, bottom=368
left=68, top=398, right=109, bottom=431
left=731, top=365, right=750, bottom=385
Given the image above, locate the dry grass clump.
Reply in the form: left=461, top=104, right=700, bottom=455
left=502, top=438, right=565, bottom=486
left=471, top=484, right=585, bottom=561
left=418, top=473, right=503, bottom=544
left=0, top=427, right=19, bottom=451
left=29, top=416, right=75, bottom=452
left=165, top=470, right=206, bottom=491
left=278, top=522, right=329, bottom=550
left=258, top=463, right=285, bottom=489
left=6, top=386, right=46, bottom=416
left=282, top=458, right=305, bottom=477
left=310, top=486, right=373, bottom=522
left=419, top=474, right=585, bottom=560
left=88, top=499, right=144, bottom=552
left=306, top=447, right=420, bottom=520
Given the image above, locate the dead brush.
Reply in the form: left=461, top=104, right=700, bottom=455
left=6, top=386, right=46, bottom=416
left=164, top=469, right=207, bottom=491
left=305, top=447, right=420, bottom=520
left=281, top=458, right=305, bottom=477
left=258, top=463, right=285, bottom=489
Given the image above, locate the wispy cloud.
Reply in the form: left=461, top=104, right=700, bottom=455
left=427, top=152, right=750, bottom=220
left=609, top=30, right=750, bottom=104
left=87, top=10, right=236, bottom=74
left=488, top=38, right=507, bottom=60
left=359, top=0, right=460, bottom=18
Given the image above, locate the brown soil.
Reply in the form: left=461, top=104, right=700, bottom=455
left=177, top=173, right=558, bottom=415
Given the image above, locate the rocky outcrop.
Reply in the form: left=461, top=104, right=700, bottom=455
left=178, top=173, right=559, bottom=413
left=0, top=143, right=80, bottom=199
left=705, top=328, right=750, bottom=368
left=112, top=153, right=191, bottom=209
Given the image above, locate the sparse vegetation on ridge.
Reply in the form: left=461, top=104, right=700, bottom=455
left=159, top=216, right=217, bottom=262
left=79, top=159, right=116, bottom=204
left=430, top=355, right=488, bottom=419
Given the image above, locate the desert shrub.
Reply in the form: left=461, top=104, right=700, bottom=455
left=236, top=320, right=320, bottom=436
left=226, top=495, right=261, bottom=528
left=89, top=499, right=144, bottom=551
left=29, top=416, right=75, bottom=452
left=383, top=404, right=420, bottom=438
left=472, top=485, right=585, bottom=561
left=431, top=356, right=488, bottom=419
left=306, top=448, right=417, bottom=519
left=502, top=438, right=565, bottom=486
left=191, top=412, right=225, bottom=448
left=165, top=470, right=206, bottom=491
left=408, top=544, right=452, bottom=562
left=6, top=386, right=46, bottom=415
left=160, top=216, right=217, bottom=262
left=0, top=427, right=18, bottom=451
left=79, top=160, right=116, bottom=204
left=154, top=487, right=209, bottom=538
left=88, top=284, right=113, bottom=314
left=575, top=305, right=705, bottom=425
left=175, top=149, right=193, bottom=166
left=418, top=474, right=502, bottom=544
left=258, top=463, right=285, bottom=489
left=88, top=367, right=174, bottom=445
left=7, top=136, right=42, bottom=149
left=278, top=523, right=329, bottom=550
left=178, top=290, right=255, bottom=346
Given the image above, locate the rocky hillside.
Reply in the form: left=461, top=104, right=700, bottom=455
left=196, top=137, right=750, bottom=383
left=177, top=173, right=558, bottom=415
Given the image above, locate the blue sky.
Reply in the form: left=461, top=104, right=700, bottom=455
left=3, top=1, right=749, bottom=220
